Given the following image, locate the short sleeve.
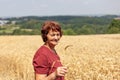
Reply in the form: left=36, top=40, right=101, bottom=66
left=33, top=51, right=49, bottom=74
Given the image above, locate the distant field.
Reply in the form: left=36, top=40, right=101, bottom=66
left=0, top=34, right=120, bottom=80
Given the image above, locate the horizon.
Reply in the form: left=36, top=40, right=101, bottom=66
left=0, top=14, right=120, bottom=18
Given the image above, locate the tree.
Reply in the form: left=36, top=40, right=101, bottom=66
left=63, top=29, right=76, bottom=35
left=79, top=25, right=95, bottom=34
left=107, top=19, right=120, bottom=33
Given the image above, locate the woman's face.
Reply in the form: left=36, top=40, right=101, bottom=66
left=46, top=30, right=61, bottom=46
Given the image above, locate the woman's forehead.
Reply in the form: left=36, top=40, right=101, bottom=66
left=49, top=30, right=60, bottom=34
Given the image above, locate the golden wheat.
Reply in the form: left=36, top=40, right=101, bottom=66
left=0, top=34, right=120, bottom=80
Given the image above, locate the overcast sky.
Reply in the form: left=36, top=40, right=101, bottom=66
left=0, top=0, right=120, bottom=17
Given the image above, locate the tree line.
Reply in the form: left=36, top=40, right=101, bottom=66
left=0, top=15, right=120, bottom=35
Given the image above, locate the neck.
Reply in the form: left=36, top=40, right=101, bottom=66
left=44, top=43, right=57, bottom=54
left=44, top=42, right=55, bottom=50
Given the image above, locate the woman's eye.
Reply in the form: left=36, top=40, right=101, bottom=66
left=50, top=34, right=55, bottom=36
left=50, top=34, right=60, bottom=36
left=57, top=34, right=60, bottom=36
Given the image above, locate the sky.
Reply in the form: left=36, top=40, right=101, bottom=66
left=0, top=0, right=120, bottom=17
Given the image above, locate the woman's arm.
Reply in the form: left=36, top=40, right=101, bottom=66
left=35, top=66, right=67, bottom=80
left=35, top=71, right=56, bottom=80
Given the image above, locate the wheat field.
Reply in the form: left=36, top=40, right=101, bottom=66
left=0, top=34, right=120, bottom=80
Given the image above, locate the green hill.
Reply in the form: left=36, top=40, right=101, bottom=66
left=0, top=15, right=120, bottom=35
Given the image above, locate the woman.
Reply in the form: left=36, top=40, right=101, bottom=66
left=33, top=21, right=67, bottom=80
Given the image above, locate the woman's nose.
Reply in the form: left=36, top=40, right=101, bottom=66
left=54, top=35, right=59, bottom=39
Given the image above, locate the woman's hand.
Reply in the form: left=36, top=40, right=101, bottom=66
left=55, top=66, right=68, bottom=76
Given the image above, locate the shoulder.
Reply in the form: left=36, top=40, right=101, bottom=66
left=33, top=45, right=49, bottom=62
left=35, top=45, right=49, bottom=56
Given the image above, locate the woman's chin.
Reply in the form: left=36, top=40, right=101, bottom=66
left=51, top=43, right=58, bottom=46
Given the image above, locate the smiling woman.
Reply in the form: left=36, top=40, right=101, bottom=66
left=32, top=21, right=67, bottom=80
